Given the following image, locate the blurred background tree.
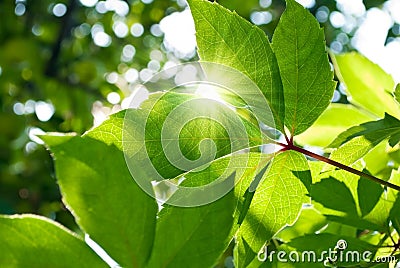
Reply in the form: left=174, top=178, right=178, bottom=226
left=1, top=0, right=399, bottom=231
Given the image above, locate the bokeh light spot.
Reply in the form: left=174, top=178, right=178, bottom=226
left=15, top=3, right=26, bottom=16
left=53, top=3, right=67, bottom=17
left=250, top=11, right=272, bottom=25
left=131, top=23, right=144, bottom=37
left=35, top=101, right=55, bottom=122
left=296, top=0, right=315, bottom=8
left=259, top=0, right=272, bottom=8
left=107, top=92, right=121, bottom=104
left=330, top=11, right=346, bottom=28
left=80, top=0, right=98, bottom=7
left=124, top=68, right=139, bottom=83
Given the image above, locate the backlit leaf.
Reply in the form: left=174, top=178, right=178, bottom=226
left=188, top=0, right=285, bottom=131
left=272, top=0, right=336, bottom=136
left=42, top=135, right=158, bottom=268
left=0, top=215, right=107, bottom=268
left=332, top=52, right=400, bottom=119
left=235, top=150, right=310, bottom=267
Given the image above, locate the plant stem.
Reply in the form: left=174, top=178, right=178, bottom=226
left=277, top=141, right=400, bottom=191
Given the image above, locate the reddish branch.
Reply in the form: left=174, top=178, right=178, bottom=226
left=277, top=137, right=400, bottom=192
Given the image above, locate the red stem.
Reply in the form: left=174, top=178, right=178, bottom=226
left=277, top=142, right=400, bottom=191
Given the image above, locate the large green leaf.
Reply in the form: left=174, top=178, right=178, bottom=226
left=311, top=177, right=358, bottom=215
left=188, top=0, right=285, bottom=131
left=362, top=169, right=400, bottom=229
left=114, top=93, right=265, bottom=208
left=357, top=177, right=384, bottom=217
left=328, top=137, right=374, bottom=168
left=144, top=152, right=270, bottom=267
left=332, top=52, right=400, bottom=119
left=295, top=103, right=373, bottom=147
left=235, top=150, right=310, bottom=267
left=42, top=135, right=158, bottom=268
left=146, top=192, right=235, bottom=268
left=329, top=113, right=400, bottom=148
left=82, top=94, right=273, bottom=265
left=0, top=214, right=107, bottom=267
left=272, top=0, right=336, bottom=136
left=313, top=151, right=398, bottom=232
left=140, top=92, right=263, bottom=181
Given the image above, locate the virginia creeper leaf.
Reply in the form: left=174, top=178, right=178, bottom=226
left=295, top=103, right=373, bottom=147
left=145, top=153, right=271, bottom=268
left=81, top=95, right=273, bottom=266
left=357, top=177, right=384, bottom=217
left=362, top=169, right=400, bottom=229
left=332, top=52, right=400, bottom=119
left=272, top=0, right=336, bottom=136
left=329, top=113, right=400, bottom=148
left=311, top=177, right=358, bottom=215
left=235, top=150, right=310, bottom=267
left=395, top=83, right=400, bottom=105
left=146, top=192, right=235, bottom=268
left=42, top=135, right=158, bottom=268
left=390, top=196, right=400, bottom=235
left=0, top=215, right=107, bottom=267
left=188, top=0, right=285, bottom=131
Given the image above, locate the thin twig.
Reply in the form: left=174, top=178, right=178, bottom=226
left=283, top=143, right=400, bottom=191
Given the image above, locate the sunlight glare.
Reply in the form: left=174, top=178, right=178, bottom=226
left=195, top=84, right=226, bottom=105
left=35, top=101, right=55, bottom=122
left=159, top=9, right=196, bottom=59
left=85, top=234, right=120, bottom=268
left=351, top=7, right=400, bottom=82
left=80, top=0, right=98, bottom=7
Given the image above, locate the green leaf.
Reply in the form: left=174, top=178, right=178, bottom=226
left=313, top=158, right=398, bottom=232
left=275, top=207, right=327, bottom=242
left=188, top=0, right=285, bottom=131
left=394, top=83, right=400, bottom=105
left=235, top=150, right=310, bottom=267
left=0, top=214, right=107, bottom=267
left=149, top=153, right=273, bottom=267
left=332, top=52, right=400, bottom=118
left=363, top=141, right=392, bottom=178
left=328, top=137, right=374, bottom=168
left=42, top=135, right=158, bottom=268
left=145, top=152, right=270, bottom=267
left=330, top=113, right=400, bottom=148
left=85, top=109, right=127, bottom=150
left=295, top=103, right=373, bottom=147
left=237, top=164, right=269, bottom=225
left=362, top=169, right=400, bottom=229
left=316, top=157, right=364, bottom=212
left=311, top=177, right=358, bottom=215
left=146, top=192, right=235, bottom=268
left=390, top=197, right=400, bottom=234
left=81, top=93, right=272, bottom=265
left=142, top=92, right=263, bottom=181
left=272, top=0, right=336, bottom=136
left=357, top=177, right=384, bottom=217
left=324, top=215, right=384, bottom=232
